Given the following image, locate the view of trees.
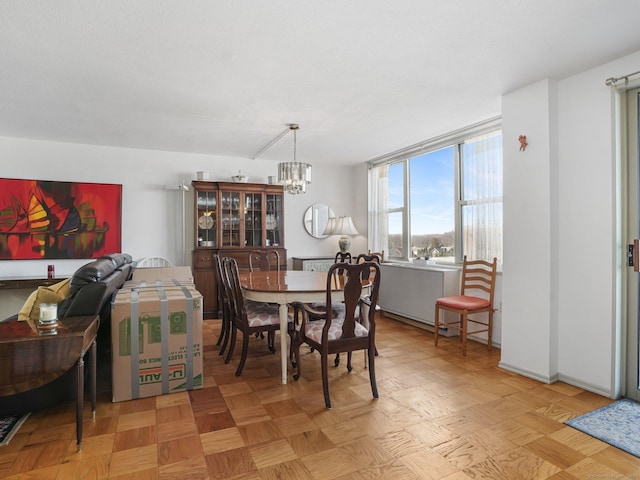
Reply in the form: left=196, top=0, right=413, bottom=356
left=388, top=231, right=455, bottom=259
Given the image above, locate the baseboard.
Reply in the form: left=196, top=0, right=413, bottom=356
left=498, top=362, right=616, bottom=398
left=498, top=361, right=559, bottom=385
left=556, top=373, right=615, bottom=399
left=381, top=311, right=458, bottom=337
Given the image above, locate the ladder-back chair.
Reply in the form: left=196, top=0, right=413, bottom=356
left=434, top=255, right=498, bottom=356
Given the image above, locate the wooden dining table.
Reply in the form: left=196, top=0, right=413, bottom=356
left=239, top=270, right=345, bottom=384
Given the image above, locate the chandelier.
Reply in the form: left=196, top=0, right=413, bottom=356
left=277, top=124, right=312, bottom=195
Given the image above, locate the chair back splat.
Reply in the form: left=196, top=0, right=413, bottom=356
left=290, top=261, right=381, bottom=408
left=249, top=250, right=280, bottom=273
left=434, top=255, right=497, bottom=356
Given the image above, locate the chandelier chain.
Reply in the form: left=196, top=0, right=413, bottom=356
left=293, top=127, right=297, bottom=163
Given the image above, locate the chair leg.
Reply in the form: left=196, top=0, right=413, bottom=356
left=289, top=331, right=297, bottom=367
left=218, top=317, right=230, bottom=356
left=267, top=331, right=276, bottom=353
left=216, top=315, right=225, bottom=346
left=334, top=353, right=340, bottom=367
left=368, top=348, right=378, bottom=399
left=235, top=330, right=250, bottom=376
left=292, top=337, right=302, bottom=381
left=346, top=352, right=352, bottom=372
left=225, top=324, right=237, bottom=364
left=461, top=312, right=468, bottom=356
left=487, top=311, right=493, bottom=351
left=321, top=351, right=331, bottom=409
left=434, top=304, right=440, bottom=346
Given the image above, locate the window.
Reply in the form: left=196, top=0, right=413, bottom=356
left=368, top=119, right=502, bottom=265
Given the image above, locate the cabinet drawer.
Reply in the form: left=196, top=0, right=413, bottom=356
left=194, top=252, right=216, bottom=268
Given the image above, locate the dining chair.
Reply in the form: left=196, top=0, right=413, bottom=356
left=136, top=256, right=173, bottom=268
left=434, top=255, right=498, bottom=356
left=222, top=257, right=294, bottom=376
left=290, top=261, right=381, bottom=408
left=248, top=249, right=282, bottom=340
left=367, top=249, right=385, bottom=262
left=213, top=254, right=231, bottom=356
left=334, top=251, right=352, bottom=264
left=356, top=252, right=381, bottom=265
left=249, top=250, right=281, bottom=273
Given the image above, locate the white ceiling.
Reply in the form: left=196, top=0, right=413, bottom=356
left=1, top=1, right=640, bottom=166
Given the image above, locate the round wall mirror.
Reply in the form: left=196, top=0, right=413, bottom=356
left=303, top=203, right=335, bottom=238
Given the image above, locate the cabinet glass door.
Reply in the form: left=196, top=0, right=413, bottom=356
left=244, top=193, right=262, bottom=247
left=221, top=191, right=241, bottom=247
left=265, top=193, right=283, bottom=247
left=196, top=190, right=216, bottom=247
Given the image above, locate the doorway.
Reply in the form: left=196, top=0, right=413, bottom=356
left=626, top=86, right=640, bottom=401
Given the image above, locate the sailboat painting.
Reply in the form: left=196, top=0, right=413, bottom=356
left=0, top=178, right=122, bottom=260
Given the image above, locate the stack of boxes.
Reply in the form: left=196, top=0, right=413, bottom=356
left=111, top=267, right=204, bottom=402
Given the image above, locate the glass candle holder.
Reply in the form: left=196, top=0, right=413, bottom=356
left=38, top=303, right=58, bottom=325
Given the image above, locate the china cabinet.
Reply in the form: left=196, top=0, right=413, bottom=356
left=192, top=181, right=286, bottom=318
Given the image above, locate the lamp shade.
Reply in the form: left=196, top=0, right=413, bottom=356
left=333, top=216, right=359, bottom=236
left=331, top=216, right=358, bottom=253
left=322, top=217, right=338, bottom=236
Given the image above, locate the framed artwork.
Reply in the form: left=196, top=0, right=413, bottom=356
left=0, top=178, right=122, bottom=260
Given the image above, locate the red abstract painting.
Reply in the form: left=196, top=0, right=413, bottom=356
left=0, top=178, right=122, bottom=260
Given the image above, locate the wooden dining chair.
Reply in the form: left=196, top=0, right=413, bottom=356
left=249, top=250, right=280, bottom=273
left=213, top=254, right=232, bottom=356
left=290, top=261, right=381, bottom=408
left=248, top=249, right=282, bottom=340
left=367, top=249, right=384, bottom=262
left=356, top=253, right=381, bottom=265
left=434, top=255, right=498, bottom=356
left=334, top=251, right=352, bottom=264
left=222, top=257, right=294, bottom=376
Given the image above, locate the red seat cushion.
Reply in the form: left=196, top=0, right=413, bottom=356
left=436, top=295, right=489, bottom=310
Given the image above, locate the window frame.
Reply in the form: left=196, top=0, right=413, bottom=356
left=368, top=117, right=502, bottom=265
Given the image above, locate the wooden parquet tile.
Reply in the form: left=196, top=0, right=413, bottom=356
left=0, top=313, right=634, bottom=479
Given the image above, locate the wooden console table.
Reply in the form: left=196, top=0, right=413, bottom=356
left=292, top=256, right=335, bottom=272
left=0, top=315, right=99, bottom=451
left=0, top=277, right=68, bottom=290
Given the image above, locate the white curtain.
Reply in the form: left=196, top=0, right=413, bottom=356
left=461, top=131, right=503, bottom=264
left=368, top=164, right=389, bottom=255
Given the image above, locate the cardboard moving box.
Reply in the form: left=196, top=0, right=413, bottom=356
left=131, top=266, right=194, bottom=284
left=111, top=283, right=203, bottom=402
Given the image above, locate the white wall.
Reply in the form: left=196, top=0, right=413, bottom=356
left=500, top=49, right=640, bottom=397
left=0, top=137, right=361, bottom=318
left=501, top=80, right=556, bottom=383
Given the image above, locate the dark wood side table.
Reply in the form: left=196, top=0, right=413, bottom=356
left=0, top=315, right=99, bottom=451
left=0, top=276, right=69, bottom=290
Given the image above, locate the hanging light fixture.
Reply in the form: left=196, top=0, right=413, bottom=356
left=277, top=124, right=312, bottom=195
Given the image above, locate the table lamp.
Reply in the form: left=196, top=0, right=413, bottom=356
left=325, top=216, right=358, bottom=253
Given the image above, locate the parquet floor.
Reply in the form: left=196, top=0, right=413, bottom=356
left=1, top=314, right=639, bottom=479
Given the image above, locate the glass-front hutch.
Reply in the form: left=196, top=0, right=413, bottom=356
left=192, top=181, right=286, bottom=318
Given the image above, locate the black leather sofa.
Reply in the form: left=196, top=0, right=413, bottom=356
left=0, top=253, right=135, bottom=414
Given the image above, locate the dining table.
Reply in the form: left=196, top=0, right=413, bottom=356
left=239, top=269, right=345, bottom=384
